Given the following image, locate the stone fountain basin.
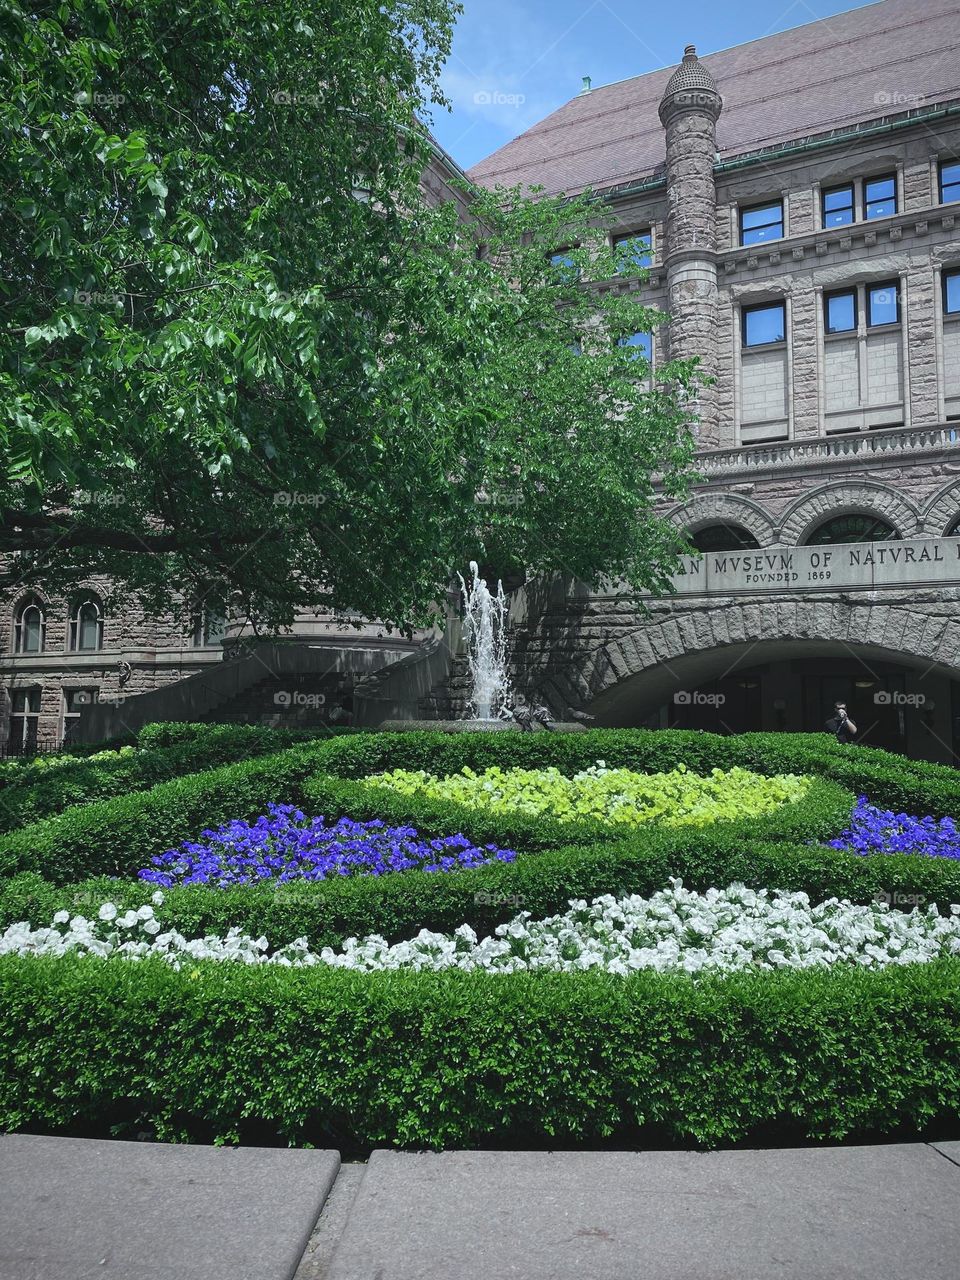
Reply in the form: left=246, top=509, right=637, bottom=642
left=376, top=720, right=587, bottom=733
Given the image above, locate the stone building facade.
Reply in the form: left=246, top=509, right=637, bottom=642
left=7, top=0, right=960, bottom=762
left=459, top=0, right=960, bottom=762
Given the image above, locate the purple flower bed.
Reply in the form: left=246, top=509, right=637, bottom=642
left=828, top=796, right=960, bottom=860
left=138, top=803, right=519, bottom=887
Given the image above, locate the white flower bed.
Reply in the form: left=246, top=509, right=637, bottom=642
left=4, top=882, right=960, bottom=975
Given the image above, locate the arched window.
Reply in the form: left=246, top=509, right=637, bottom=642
left=946, top=516, right=960, bottom=538
left=804, top=514, right=900, bottom=546
left=690, top=523, right=761, bottom=552
left=14, top=597, right=45, bottom=653
left=69, top=597, right=104, bottom=651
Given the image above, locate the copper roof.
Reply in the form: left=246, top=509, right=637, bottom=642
left=468, top=0, right=960, bottom=196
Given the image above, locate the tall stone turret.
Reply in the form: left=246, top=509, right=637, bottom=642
left=658, top=45, right=722, bottom=445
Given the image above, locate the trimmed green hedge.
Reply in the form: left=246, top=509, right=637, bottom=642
left=0, top=723, right=345, bottom=835
left=0, top=743, right=337, bottom=884
left=312, top=729, right=960, bottom=819
left=2, top=953, right=959, bottom=1148
left=134, top=721, right=358, bottom=751
left=302, top=769, right=853, bottom=852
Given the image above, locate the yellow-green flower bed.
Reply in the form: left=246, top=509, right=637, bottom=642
left=366, top=761, right=810, bottom=828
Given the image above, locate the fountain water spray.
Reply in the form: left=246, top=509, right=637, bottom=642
left=457, top=561, right=511, bottom=721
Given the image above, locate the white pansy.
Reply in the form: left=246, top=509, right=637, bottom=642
left=3, top=883, right=960, bottom=975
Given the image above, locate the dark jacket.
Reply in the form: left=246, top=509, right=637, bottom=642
left=825, top=713, right=856, bottom=743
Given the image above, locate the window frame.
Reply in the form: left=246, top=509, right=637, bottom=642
left=191, top=601, right=228, bottom=648
left=611, top=229, right=652, bottom=272
left=547, top=246, right=580, bottom=280
left=14, top=596, right=46, bottom=654
left=804, top=513, right=901, bottom=547
left=68, top=596, right=104, bottom=652
left=866, top=280, right=900, bottom=328
left=617, top=330, right=652, bottom=361
left=863, top=172, right=897, bottom=221
left=824, top=288, right=858, bottom=335
left=939, top=159, right=960, bottom=205
left=8, top=686, right=41, bottom=753
left=62, top=687, right=98, bottom=740
left=741, top=300, right=786, bottom=348
left=821, top=183, right=855, bottom=228
left=689, top=523, right=761, bottom=553
left=739, top=199, right=784, bottom=247
left=943, top=267, right=960, bottom=317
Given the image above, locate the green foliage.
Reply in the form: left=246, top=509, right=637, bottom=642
left=0, top=743, right=851, bottom=885
left=0, top=743, right=336, bottom=883
left=313, top=729, right=960, bottom=818
left=0, top=723, right=339, bottom=834
left=0, top=0, right=701, bottom=628
left=2, top=953, right=958, bottom=1148
left=368, top=762, right=811, bottom=828
left=0, top=784, right=870, bottom=949
left=134, top=722, right=353, bottom=751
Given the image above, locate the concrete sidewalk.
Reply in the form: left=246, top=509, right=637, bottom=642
left=3, top=1136, right=960, bottom=1280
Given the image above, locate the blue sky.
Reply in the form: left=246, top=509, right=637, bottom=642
left=428, top=0, right=879, bottom=171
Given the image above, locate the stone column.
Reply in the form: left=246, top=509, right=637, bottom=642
left=658, top=46, right=723, bottom=446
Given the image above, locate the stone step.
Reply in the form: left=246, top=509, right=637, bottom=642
left=323, top=1145, right=960, bottom=1280
left=0, top=1134, right=339, bottom=1280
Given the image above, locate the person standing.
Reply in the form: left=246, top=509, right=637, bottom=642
left=825, top=701, right=857, bottom=743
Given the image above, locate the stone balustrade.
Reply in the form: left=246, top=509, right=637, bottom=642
left=695, top=424, right=960, bottom=478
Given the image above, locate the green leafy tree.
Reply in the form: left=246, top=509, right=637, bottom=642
left=0, top=0, right=703, bottom=632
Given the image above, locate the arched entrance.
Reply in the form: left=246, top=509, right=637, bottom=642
left=542, top=599, right=960, bottom=764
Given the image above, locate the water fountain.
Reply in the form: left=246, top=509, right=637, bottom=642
left=373, top=562, right=587, bottom=732
left=457, top=561, right=511, bottom=724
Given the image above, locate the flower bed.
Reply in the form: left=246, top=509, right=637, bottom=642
left=367, top=763, right=810, bottom=827
left=4, top=726, right=960, bottom=1152
left=7, top=881, right=960, bottom=976
left=830, top=797, right=960, bottom=860
left=139, top=804, right=518, bottom=887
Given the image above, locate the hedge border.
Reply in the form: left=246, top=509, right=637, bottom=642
left=0, top=747, right=853, bottom=886
left=311, top=729, right=960, bottom=819
left=2, top=953, right=959, bottom=1149
left=0, top=723, right=348, bottom=834
left=0, top=743, right=337, bottom=884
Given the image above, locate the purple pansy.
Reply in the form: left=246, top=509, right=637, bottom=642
left=138, top=803, right=518, bottom=887
left=829, top=796, right=960, bottom=860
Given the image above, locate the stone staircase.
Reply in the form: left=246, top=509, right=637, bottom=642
left=199, top=672, right=356, bottom=729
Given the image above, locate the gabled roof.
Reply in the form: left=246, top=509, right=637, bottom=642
left=468, top=0, right=960, bottom=196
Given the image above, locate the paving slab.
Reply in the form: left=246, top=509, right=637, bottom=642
left=0, top=1135, right=339, bottom=1280
left=931, top=1141, right=960, bottom=1168
left=326, top=1145, right=960, bottom=1280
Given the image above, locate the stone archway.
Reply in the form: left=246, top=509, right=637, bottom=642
left=777, top=482, right=922, bottom=545
left=667, top=493, right=777, bottom=547
left=538, top=596, right=960, bottom=714
left=922, top=479, right=960, bottom=536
